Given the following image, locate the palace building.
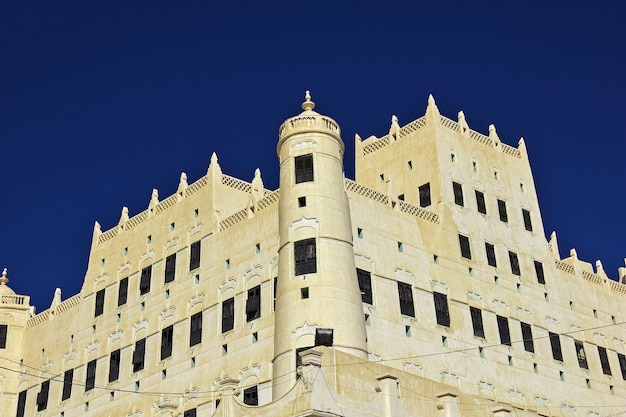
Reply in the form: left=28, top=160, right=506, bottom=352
left=1, top=92, right=625, bottom=417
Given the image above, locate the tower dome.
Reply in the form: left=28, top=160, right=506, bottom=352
left=0, top=268, right=16, bottom=297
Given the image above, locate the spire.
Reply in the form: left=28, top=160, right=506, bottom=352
left=177, top=172, right=188, bottom=195
left=489, top=124, right=501, bottom=146
left=302, top=90, right=315, bottom=112
left=389, top=115, right=400, bottom=141
left=118, top=207, right=129, bottom=227
left=518, top=137, right=528, bottom=159
left=458, top=111, right=470, bottom=135
left=425, top=94, right=441, bottom=124
left=92, top=221, right=102, bottom=247
left=548, top=231, right=560, bottom=259
left=148, top=189, right=159, bottom=210
left=0, top=268, right=8, bottom=286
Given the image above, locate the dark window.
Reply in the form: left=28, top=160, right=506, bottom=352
left=617, top=353, right=626, bottom=380
left=273, top=277, right=277, bottom=311
left=453, top=182, right=464, bottom=206
left=434, top=292, right=450, bottom=327
left=549, top=332, right=563, bottom=361
left=418, top=183, right=431, bottom=207
left=109, top=349, right=120, bottom=382
left=190, top=241, right=201, bottom=271
left=85, top=359, right=96, bottom=392
left=598, top=346, right=612, bottom=375
left=497, top=315, right=511, bottom=346
left=118, top=277, right=128, bottom=306
left=184, top=409, right=197, bottom=417
left=140, top=266, right=152, bottom=295
left=470, top=307, right=484, bottom=338
left=36, top=380, right=50, bottom=411
left=222, top=297, right=235, bottom=333
left=475, top=190, right=486, bottom=214
left=16, top=390, right=27, bottom=417
left=62, top=369, right=73, bottom=400
left=243, top=385, right=259, bottom=406
left=190, top=312, right=202, bottom=347
left=165, top=253, right=176, bottom=283
left=246, top=285, right=261, bottom=322
left=521, top=322, right=534, bottom=353
left=459, top=235, right=471, bottom=259
left=295, top=154, right=314, bottom=183
left=294, top=238, right=316, bottom=275
left=497, top=199, right=508, bottom=222
left=132, top=338, right=146, bottom=372
left=522, top=209, right=533, bottom=231
left=0, top=324, right=7, bottom=348
left=357, top=268, right=372, bottom=304
left=533, top=261, right=545, bottom=284
left=509, top=251, right=520, bottom=276
left=397, top=282, right=415, bottom=317
left=94, top=289, right=105, bottom=317
left=161, top=325, right=173, bottom=360
left=575, top=340, right=588, bottom=369
left=485, top=243, right=497, bottom=267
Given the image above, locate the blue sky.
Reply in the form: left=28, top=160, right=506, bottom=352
left=1, top=1, right=625, bottom=311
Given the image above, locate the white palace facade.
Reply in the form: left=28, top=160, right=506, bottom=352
left=1, top=92, right=625, bottom=417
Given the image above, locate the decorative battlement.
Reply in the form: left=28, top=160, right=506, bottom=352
left=26, top=294, right=82, bottom=328
left=0, top=294, right=29, bottom=306
left=277, top=92, right=341, bottom=148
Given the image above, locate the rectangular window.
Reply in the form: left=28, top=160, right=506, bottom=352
left=164, top=253, right=176, bottom=283
left=118, top=277, right=128, bottom=306
left=475, top=190, right=486, bottom=214
left=575, top=340, right=588, bottom=369
left=62, top=369, right=73, bottom=400
left=161, top=325, right=173, bottom=360
left=453, top=182, right=464, bottom=206
left=294, top=238, right=316, bottom=275
left=132, top=338, right=146, bottom=372
left=617, top=353, right=626, bottom=380
left=94, top=289, right=105, bottom=317
left=434, top=292, right=450, bottom=327
left=109, top=349, right=121, bottom=382
left=184, top=409, right=197, bottom=417
left=140, top=265, right=152, bottom=295
left=598, top=346, right=612, bottom=375
left=222, top=297, right=235, bottom=333
left=190, top=312, right=202, bottom=346
left=357, top=268, right=373, bottom=304
left=36, top=380, right=50, bottom=411
left=521, top=322, right=534, bottom=352
left=243, top=385, right=259, bottom=406
left=497, top=199, right=508, bottom=222
left=485, top=242, right=497, bottom=267
left=246, top=285, right=261, bottom=322
left=85, top=359, right=97, bottom=392
left=533, top=261, right=545, bottom=284
left=397, top=282, right=415, bottom=317
left=522, top=209, right=533, bottom=231
left=509, top=251, right=521, bottom=276
left=189, top=241, right=201, bottom=271
left=459, top=234, right=471, bottom=259
left=16, top=390, right=27, bottom=417
left=418, top=183, right=431, bottom=207
left=0, top=324, right=7, bottom=348
left=549, top=332, right=563, bottom=361
left=470, top=307, right=484, bottom=338
left=497, top=315, right=511, bottom=346
left=295, top=154, right=314, bottom=183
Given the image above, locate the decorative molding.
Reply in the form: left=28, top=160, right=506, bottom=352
left=63, top=350, right=77, bottom=364
left=394, top=268, right=413, bottom=283
left=86, top=340, right=100, bottom=356
left=244, top=265, right=263, bottom=284
left=293, top=322, right=317, bottom=341
left=95, top=273, right=108, bottom=288
left=164, top=237, right=178, bottom=252
left=189, top=223, right=203, bottom=238
left=290, top=139, right=317, bottom=155
left=492, top=299, right=508, bottom=310
left=119, top=262, right=132, bottom=275
left=219, top=278, right=237, bottom=296
left=403, top=362, right=423, bottom=375
left=239, top=363, right=261, bottom=384
left=478, top=381, right=495, bottom=399
left=189, top=293, right=206, bottom=311
left=545, top=316, right=559, bottom=328
left=135, top=319, right=149, bottom=334
left=289, top=217, right=319, bottom=233
left=430, top=279, right=448, bottom=293
left=441, top=371, right=459, bottom=387
left=140, top=250, right=155, bottom=265
left=516, top=307, right=531, bottom=319
left=41, top=360, right=54, bottom=373
left=467, top=292, right=482, bottom=304
left=368, top=352, right=382, bottom=362
left=110, top=329, right=124, bottom=344
left=160, top=306, right=176, bottom=324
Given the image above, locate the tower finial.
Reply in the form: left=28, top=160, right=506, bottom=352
left=0, top=268, right=8, bottom=285
left=302, top=90, right=315, bottom=111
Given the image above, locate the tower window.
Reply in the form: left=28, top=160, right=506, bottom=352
left=397, top=282, right=415, bottom=317
left=459, top=234, right=472, bottom=259
left=184, top=409, right=197, bottom=417
left=598, top=346, right=612, bottom=375
left=16, top=390, right=27, bottom=417
left=109, top=349, right=121, bottom=382
left=222, top=297, right=235, bottom=333
left=189, top=240, right=201, bottom=271
left=549, top=332, right=563, bottom=361
left=295, top=154, right=314, bottom=183
left=165, top=253, right=176, bottom=284
left=470, top=307, right=484, bottom=338
left=522, top=209, right=533, bottom=231
left=617, top=353, right=626, bottom=380
left=85, top=359, right=97, bottom=392
left=161, top=325, right=174, bottom=360
left=243, top=385, right=259, bottom=406
left=118, top=277, right=128, bottom=306
left=298, top=196, right=307, bottom=207
left=273, top=277, right=278, bottom=310
left=94, top=288, right=105, bottom=317
left=508, top=251, right=521, bottom=276
left=36, top=380, right=50, bottom=411
left=485, top=242, right=497, bottom=267
left=497, top=199, right=508, bottom=222
left=132, top=338, right=146, bottom=372
left=575, top=340, right=588, bottom=369
left=294, top=238, right=316, bottom=275
left=190, top=312, right=202, bottom=346
left=246, top=285, right=261, bottom=322
left=140, top=265, right=152, bottom=295
left=62, top=369, right=73, bottom=400
left=357, top=268, right=373, bottom=304
left=521, top=322, right=534, bottom=352
left=433, top=292, right=450, bottom=327
left=0, top=324, right=7, bottom=348
left=453, top=182, right=464, bottom=206
left=497, top=315, right=511, bottom=346
left=418, top=183, right=431, bottom=207
left=475, top=190, right=486, bottom=214
left=534, top=261, right=545, bottom=284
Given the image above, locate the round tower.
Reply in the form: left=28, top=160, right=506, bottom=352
left=273, top=92, right=367, bottom=398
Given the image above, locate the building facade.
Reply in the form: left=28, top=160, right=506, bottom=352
left=1, top=92, right=625, bottom=417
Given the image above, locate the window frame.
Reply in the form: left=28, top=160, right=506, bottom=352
left=509, top=251, right=521, bottom=276
left=459, top=234, right=472, bottom=259
left=497, top=199, right=508, bottom=222
left=433, top=292, right=450, bottom=327
left=109, top=349, right=121, bottom=382
left=397, top=281, right=415, bottom=317
left=497, top=315, right=511, bottom=346
left=243, top=385, right=259, bottom=406
left=61, top=369, right=73, bottom=401
left=94, top=288, right=105, bottom=317
left=598, top=346, right=612, bottom=375
left=222, top=297, right=235, bottom=333
left=485, top=242, right=497, bottom=267
left=118, top=277, right=129, bottom=306
left=132, top=338, right=146, bottom=373
left=190, top=312, right=203, bottom=347
left=470, top=307, right=485, bottom=338
left=357, top=268, right=373, bottom=304
left=161, top=325, right=174, bottom=360
left=575, top=340, right=588, bottom=369
left=549, top=332, right=563, bottom=361
left=85, top=359, right=97, bottom=392
left=294, top=238, right=316, bottom=275
left=164, top=253, right=176, bottom=284
left=418, top=183, right=431, bottom=208
left=246, top=285, right=261, bottom=322
left=0, top=324, right=7, bottom=348
left=36, top=380, right=50, bottom=411
left=522, top=208, right=533, bottom=231
left=140, top=265, right=152, bottom=296
left=521, top=322, right=534, bottom=352
left=475, top=190, right=486, bottom=214
left=534, top=261, right=545, bottom=284
left=189, top=241, right=201, bottom=271
left=295, top=154, right=314, bottom=183
left=453, top=181, right=464, bottom=206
